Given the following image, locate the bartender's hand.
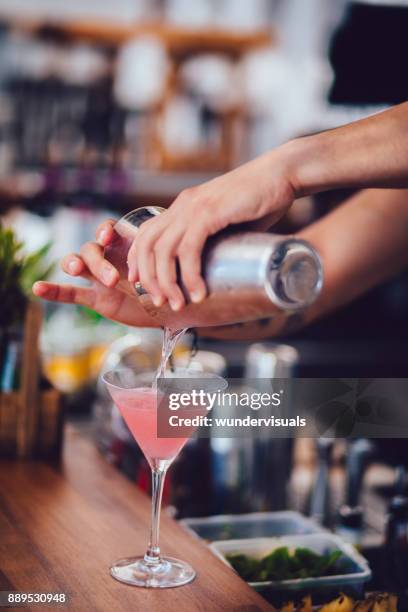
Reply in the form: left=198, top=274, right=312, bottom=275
left=126, top=150, right=296, bottom=311
left=32, top=221, right=159, bottom=328
left=128, top=102, right=408, bottom=311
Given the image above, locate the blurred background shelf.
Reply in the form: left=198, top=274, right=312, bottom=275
left=14, top=21, right=274, bottom=56
left=0, top=169, right=220, bottom=210
left=0, top=12, right=273, bottom=177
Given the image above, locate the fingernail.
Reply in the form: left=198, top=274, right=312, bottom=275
left=99, top=229, right=108, bottom=244
left=33, top=282, right=45, bottom=296
left=170, top=299, right=182, bottom=312
left=102, top=265, right=115, bottom=284
left=152, top=295, right=164, bottom=308
left=68, top=259, right=78, bottom=273
left=191, top=289, right=205, bottom=304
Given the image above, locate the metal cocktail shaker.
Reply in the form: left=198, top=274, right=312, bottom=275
left=105, top=206, right=323, bottom=328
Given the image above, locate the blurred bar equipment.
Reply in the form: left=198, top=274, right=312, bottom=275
left=335, top=439, right=374, bottom=542
left=244, top=343, right=299, bottom=511
left=385, top=466, right=408, bottom=590
left=310, top=438, right=335, bottom=527
left=205, top=343, right=299, bottom=515
left=245, top=343, right=300, bottom=379
left=169, top=350, right=228, bottom=518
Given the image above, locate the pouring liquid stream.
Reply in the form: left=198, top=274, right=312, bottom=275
left=153, top=327, right=188, bottom=387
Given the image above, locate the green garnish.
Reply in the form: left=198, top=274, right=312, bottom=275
left=226, top=546, right=343, bottom=582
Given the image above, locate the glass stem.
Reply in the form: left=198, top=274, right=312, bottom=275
left=144, top=466, right=167, bottom=565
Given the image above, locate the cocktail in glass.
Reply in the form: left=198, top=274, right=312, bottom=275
left=103, top=367, right=226, bottom=588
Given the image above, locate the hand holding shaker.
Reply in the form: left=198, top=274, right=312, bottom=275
left=104, top=207, right=323, bottom=329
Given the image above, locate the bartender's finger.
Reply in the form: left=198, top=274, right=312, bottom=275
left=80, top=241, right=119, bottom=288
left=32, top=281, right=95, bottom=308
left=96, top=219, right=116, bottom=246
left=177, top=230, right=207, bottom=304
left=138, top=248, right=164, bottom=307
left=130, top=221, right=165, bottom=303
left=61, top=254, right=94, bottom=283
left=61, top=253, right=86, bottom=276
left=127, top=216, right=168, bottom=283
left=154, top=228, right=185, bottom=311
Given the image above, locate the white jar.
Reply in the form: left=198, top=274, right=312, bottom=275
left=216, top=0, right=271, bottom=30
left=164, top=0, right=215, bottom=28
left=114, top=36, right=169, bottom=110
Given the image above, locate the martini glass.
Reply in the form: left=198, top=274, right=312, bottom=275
left=103, top=367, right=227, bottom=588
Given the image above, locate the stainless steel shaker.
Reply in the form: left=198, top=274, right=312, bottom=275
left=105, top=206, right=324, bottom=329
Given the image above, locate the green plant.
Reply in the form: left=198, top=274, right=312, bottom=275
left=226, top=547, right=343, bottom=582
left=0, top=222, right=54, bottom=328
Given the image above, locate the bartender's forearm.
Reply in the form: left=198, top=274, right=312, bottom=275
left=286, top=102, right=408, bottom=197
left=201, top=188, right=408, bottom=340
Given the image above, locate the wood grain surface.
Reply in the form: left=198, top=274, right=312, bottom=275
left=0, top=425, right=274, bottom=612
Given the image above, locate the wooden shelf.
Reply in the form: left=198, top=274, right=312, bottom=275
left=14, top=19, right=273, bottom=56
left=0, top=169, right=221, bottom=209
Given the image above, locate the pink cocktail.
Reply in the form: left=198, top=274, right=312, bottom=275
left=112, top=387, right=191, bottom=465
left=103, top=368, right=226, bottom=588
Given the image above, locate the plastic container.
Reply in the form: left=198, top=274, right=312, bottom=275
left=180, top=511, right=323, bottom=543
left=210, top=533, right=371, bottom=606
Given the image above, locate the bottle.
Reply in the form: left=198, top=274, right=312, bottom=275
left=385, top=466, right=408, bottom=590
left=105, top=206, right=323, bottom=329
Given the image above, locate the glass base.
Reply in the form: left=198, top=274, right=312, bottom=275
left=110, top=556, right=196, bottom=588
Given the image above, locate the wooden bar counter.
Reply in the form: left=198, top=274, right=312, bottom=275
left=0, top=425, right=274, bottom=611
